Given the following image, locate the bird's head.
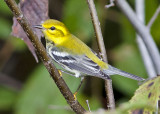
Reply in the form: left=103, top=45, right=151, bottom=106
left=34, top=19, right=70, bottom=39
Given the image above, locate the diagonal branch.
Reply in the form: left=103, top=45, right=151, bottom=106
left=147, top=5, right=160, bottom=29
left=86, top=0, right=115, bottom=109
left=115, top=0, right=160, bottom=75
left=135, top=0, right=156, bottom=78
left=4, top=0, right=86, bottom=113
left=105, top=0, right=115, bottom=8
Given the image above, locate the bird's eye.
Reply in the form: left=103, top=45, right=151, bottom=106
left=50, top=26, right=55, bottom=30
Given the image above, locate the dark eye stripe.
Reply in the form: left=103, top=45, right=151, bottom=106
left=50, top=26, right=55, bottom=30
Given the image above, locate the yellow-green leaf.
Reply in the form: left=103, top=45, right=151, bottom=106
left=129, top=76, right=160, bottom=113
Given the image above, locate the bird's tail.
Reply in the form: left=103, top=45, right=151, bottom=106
left=103, top=65, right=145, bottom=81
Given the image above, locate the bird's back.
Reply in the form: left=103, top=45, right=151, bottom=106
left=56, top=34, right=108, bottom=69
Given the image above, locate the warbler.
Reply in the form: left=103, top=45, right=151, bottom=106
left=34, top=19, right=144, bottom=81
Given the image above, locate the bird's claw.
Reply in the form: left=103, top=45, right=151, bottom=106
left=58, top=70, right=62, bottom=76
left=73, top=92, right=77, bottom=100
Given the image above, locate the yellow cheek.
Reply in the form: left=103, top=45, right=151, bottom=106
left=42, top=30, right=66, bottom=45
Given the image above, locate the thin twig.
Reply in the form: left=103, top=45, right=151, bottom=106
left=86, top=0, right=115, bottom=109
left=104, top=79, right=115, bottom=109
left=105, top=0, right=115, bottom=8
left=155, top=100, right=159, bottom=114
left=87, top=0, right=107, bottom=61
left=147, top=5, right=160, bottom=29
left=86, top=100, right=91, bottom=112
left=4, top=0, right=86, bottom=113
left=116, top=0, right=160, bottom=75
left=135, top=0, right=156, bottom=78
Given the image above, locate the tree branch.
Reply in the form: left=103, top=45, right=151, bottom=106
left=105, top=0, right=115, bottom=8
left=147, top=5, right=160, bottom=29
left=4, top=0, right=86, bottom=113
left=86, top=0, right=115, bottom=109
left=115, top=0, right=160, bottom=75
left=135, top=0, right=156, bottom=78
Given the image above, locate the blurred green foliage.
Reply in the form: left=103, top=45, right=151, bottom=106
left=63, top=0, right=94, bottom=43
left=0, top=1, right=12, bottom=39
left=146, top=0, right=160, bottom=45
left=0, top=18, right=12, bottom=39
left=0, top=0, right=160, bottom=114
left=0, top=87, right=17, bottom=110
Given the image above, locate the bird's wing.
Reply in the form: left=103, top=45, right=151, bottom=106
left=49, top=47, right=105, bottom=77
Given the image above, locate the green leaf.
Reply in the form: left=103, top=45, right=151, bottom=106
left=129, top=76, right=160, bottom=113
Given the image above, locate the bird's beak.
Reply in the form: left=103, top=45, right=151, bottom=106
left=33, top=25, right=43, bottom=29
